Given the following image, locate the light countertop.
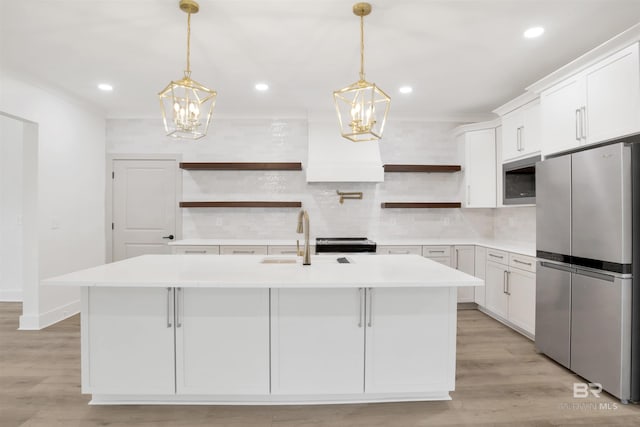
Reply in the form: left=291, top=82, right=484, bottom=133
left=44, top=254, right=483, bottom=289
left=169, top=238, right=536, bottom=257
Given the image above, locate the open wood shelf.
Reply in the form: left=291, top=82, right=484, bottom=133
left=381, top=202, right=462, bottom=209
left=383, top=164, right=461, bottom=173
left=180, top=201, right=302, bottom=208
left=180, top=162, right=303, bottom=171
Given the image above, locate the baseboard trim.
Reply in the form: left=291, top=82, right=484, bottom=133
left=477, top=306, right=535, bottom=341
left=0, top=289, right=23, bottom=302
left=19, top=299, right=80, bottom=330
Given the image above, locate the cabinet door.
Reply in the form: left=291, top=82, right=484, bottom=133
left=454, top=245, right=475, bottom=303
left=474, top=246, right=487, bottom=306
left=270, top=288, right=365, bottom=395
left=501, top=108, right=523, bottom=162
left=585, top=44, right=640, bottom=144
left=85, top=287, right=175, bottom=394
left=365, top=287, right=456, bottom=393
left=484, top=261, right=509, bottom=319
left=175, top=288, right=270, bottom=395
left=522, top=100, right=541, bottom=156
left=506, top=268, right=536, bottom=335
left=464, top=129, right=497, bottom=208
left=540, top=76, right=585, bottom=156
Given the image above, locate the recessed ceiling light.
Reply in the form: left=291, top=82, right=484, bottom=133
left=97, top=83, right=113, bottom=92
left=255, top=83, right=269, bottom=91
left=524, top=26, right=545, bottom=39
left=399, top=86, right=413, bottom=94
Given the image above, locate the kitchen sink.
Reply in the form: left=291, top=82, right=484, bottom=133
left=260, top=257, right=298, bottom=264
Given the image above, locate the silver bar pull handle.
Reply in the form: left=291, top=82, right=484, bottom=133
left=176, top=288, right=182, bottom=328
left=489, top=253, right=504, bottom=259
left=503, top=271, right=508, bottom=294
left=166, top=287, right=172, bottom=328
left=358, top=288, right=363, bottom=328
left=467, top=185, right=471, bottom=205
left=513, top=259, right=532, bottom=266
left=506, top=271, right=511, bottom=295
left=367, top=288, right=373, bottom=327
left=233, top=250, right=255, bottom=254
left=575, top=109, right=581, bottom=141
left=455, top=249, right=459, bottom=269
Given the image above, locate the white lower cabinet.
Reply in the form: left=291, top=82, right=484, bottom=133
left=485, top=260, right=510, bottom=319
left=85, top=287, right=270, bottom=396
left=453, top=245, right=475, bottom=303
left=377, top=245, right=422, bottom=255
left=364, top=287, right=454, bottom=393
left=85, top=287, right=175, bottom=395
left=175, top=288, right=270, bottom=395
left=270, top=288, right=365, bottom=395
left=483, top=250, right=536, bottom=336
left=270, top=287, right=456, bottom=396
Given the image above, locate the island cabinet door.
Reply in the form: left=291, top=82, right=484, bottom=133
left=270, top=288, right=365, bottom=395
left=175, top=288, right=270, bottom=395
left=364, top=287, right=457, bottom=394
left=85, top=287, right=175, bottom=395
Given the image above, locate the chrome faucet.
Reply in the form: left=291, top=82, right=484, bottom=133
left=296, top=209, right=311, bottom=265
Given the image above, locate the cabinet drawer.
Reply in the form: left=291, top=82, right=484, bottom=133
left=422, top=246, right=451, bottom=258
left=377, top=245, right=422, bottom=255
left=509, top=253, right=536, bottom=273
left=220, top=245, right=268, bottom=255
left=486, top=248, right=508, bottom=265
left=173, top=245, right=220, bottom=255
left=268, top=245, right=315, bottom=255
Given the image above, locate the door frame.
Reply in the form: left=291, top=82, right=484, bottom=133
left=106, top=154, right=183, bottom=263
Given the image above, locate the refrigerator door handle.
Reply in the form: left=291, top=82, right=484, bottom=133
left=540, top=261, right=576, bottom=273
left=574, top=268, right=615, bottom=283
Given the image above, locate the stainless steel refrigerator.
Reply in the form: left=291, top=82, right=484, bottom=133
left=535, top=141, right=639, bottom=403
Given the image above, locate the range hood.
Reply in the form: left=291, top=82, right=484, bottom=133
left=305, top=120, right=384, bottom=182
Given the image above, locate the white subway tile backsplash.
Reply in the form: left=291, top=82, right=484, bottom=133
left=106, top=118, right=520, bottom=242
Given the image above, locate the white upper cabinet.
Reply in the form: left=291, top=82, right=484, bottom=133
left=541, top=43, right=640, bottom=156
left=460, top=127, right=497, bottom=208
left=584, top=44, right=640, bottom=144
left=501, top=100, right=541, bottom=163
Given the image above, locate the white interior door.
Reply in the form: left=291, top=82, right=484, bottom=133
left=112, top=159, right=177, bottom=261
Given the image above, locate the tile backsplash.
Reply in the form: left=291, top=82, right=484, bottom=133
left=106, top=118, right=533, bottom=243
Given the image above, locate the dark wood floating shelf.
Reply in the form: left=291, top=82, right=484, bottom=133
left=180, top=201, right=302, bottom=208
left=381, top=202, right=462, bottom=209
left=180, top=162, right=303, bottom=171
left=383, top=164, right=461, bottom=173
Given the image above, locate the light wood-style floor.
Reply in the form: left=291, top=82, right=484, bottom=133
left=2, top=303, right=640, bottom=427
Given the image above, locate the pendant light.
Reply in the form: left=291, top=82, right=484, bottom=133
left=333, top=2, right=390, bottom=142
left=159, top=0, right=217, bottom=140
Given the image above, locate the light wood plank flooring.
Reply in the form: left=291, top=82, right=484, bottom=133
left=2, top=302, right=640, bottom=426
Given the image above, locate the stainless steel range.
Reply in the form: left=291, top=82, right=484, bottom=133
left=315, top=237, right=377, bottom=254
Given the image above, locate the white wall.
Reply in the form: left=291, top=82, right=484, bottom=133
left=493, top=206, right=536, bottom=244
left=107, top=118, right=495, bottom=241
left=0, top=115, right=24, bottom=301
left=0, top=73, right=106, bottom=329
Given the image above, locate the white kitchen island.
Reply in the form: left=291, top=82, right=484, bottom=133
left=45, top=254, right=483, bottom=405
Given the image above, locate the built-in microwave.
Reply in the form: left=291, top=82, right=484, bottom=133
left=503, top=156, right=540, bottom=205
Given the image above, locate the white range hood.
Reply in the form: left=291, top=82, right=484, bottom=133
left=305, top=120, right=384, bottom=182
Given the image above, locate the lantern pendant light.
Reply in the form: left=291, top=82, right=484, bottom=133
left=159, top=0, right=217, bottom=140
left=333, top=2, right=390, bottom=142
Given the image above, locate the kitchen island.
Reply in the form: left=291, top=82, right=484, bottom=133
left=45, top=254, right=483, bottom=405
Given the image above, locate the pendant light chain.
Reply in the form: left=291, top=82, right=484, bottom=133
left=185, top=12, right=192, bottom=77
left=359, top=14, right=365, bottom=81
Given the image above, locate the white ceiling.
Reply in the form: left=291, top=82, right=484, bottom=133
left=2, top=0, right=640, bottom=121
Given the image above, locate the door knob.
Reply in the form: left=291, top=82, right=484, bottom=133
left=162, top=235, right=175, bottom=240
